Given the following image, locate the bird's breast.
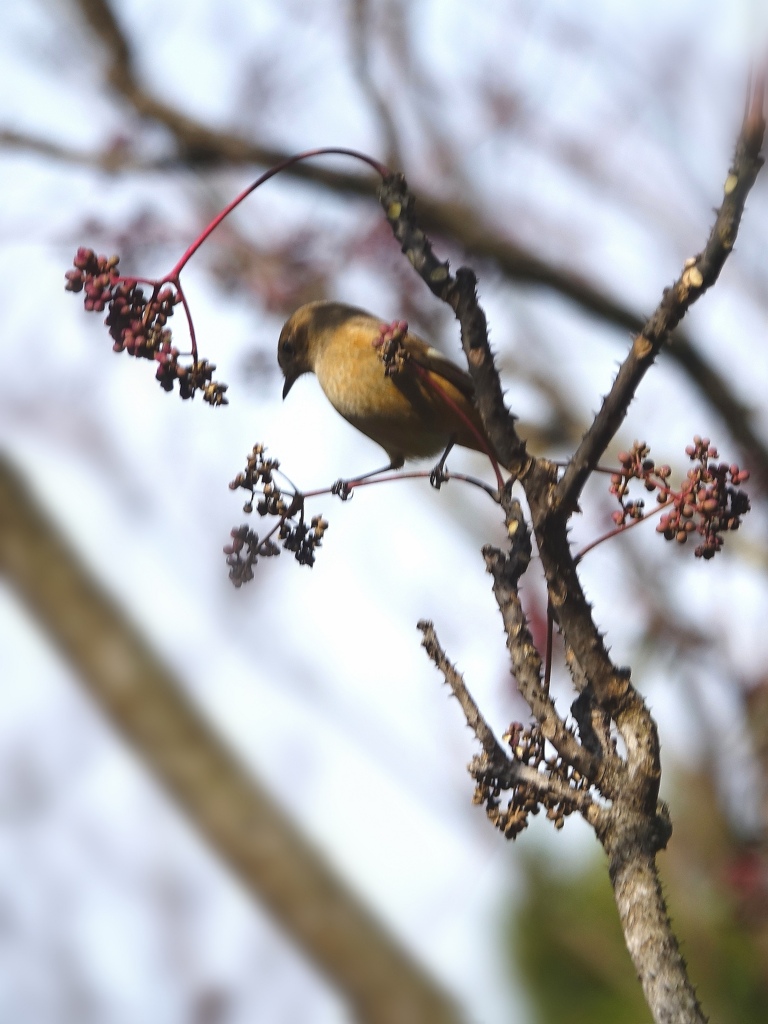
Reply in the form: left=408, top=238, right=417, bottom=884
left=312, top=336, right=479, bottom=461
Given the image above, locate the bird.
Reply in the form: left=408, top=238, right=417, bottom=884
left=277, top=300, right=499, bottom=480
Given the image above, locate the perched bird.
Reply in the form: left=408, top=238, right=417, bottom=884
left=277, top=300, right=497, bottom=475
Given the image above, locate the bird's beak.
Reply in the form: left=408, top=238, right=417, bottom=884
left=282, top=375, right=296, bottom=400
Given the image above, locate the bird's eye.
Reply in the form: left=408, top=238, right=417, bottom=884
left=281, top=340, right=295, bottom=359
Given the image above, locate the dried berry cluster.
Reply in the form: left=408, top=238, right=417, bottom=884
left=609, top=438, right=750, bottom=559
left=657, top=435, right=750, bottom=559
left=225, top=444, right=329, bottom=583
left=374, top=318, right=410, bottom=377
left=230, top=444, right=287, bottom=516
left=224, top=525, right=280, bottom=586
left=65, top=248, right=228, bottom=406
left=472, top=722, right=586, bottom=839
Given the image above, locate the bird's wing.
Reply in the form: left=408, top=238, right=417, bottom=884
left=402, top=333, right=476, bottom=401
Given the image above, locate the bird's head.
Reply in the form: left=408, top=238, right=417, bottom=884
left=277, top=306, right=316, bottom=399
left=277, top=300, right=369, bottom=398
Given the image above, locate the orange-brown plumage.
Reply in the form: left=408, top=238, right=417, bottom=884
left=278, top=300, right=494, bottom=469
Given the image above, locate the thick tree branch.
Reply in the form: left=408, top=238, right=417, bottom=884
left=0, top=455, right=461, bottom=1024
left=599, top=815, right=705, bottom=1024
left=523, top=469, right=662, bottom=799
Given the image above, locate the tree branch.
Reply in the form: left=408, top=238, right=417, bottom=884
left=417, top=620, right=598, bottom=824
left=378, top=173, right=528, bottom=476
left=556, top=83, right=766, bottom=513
left=480, top=497, right=607, bottom=784
left=380, top=66, right=752, bottom=1021
left=599, top=814, right=705, bottom=1024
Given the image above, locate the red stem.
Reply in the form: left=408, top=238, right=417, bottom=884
left=169, top=148, right=390, bottom=279
left=300, top=467, right=498, bottom=501
left=575, top=497, right=672, bottom=563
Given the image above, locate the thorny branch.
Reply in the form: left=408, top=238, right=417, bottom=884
left=556, top=83, right=767, bottom=514
left=378, top=174, right=529, bottom=477
left=418, top=620, right=600, bottom=840
left=418, top=619, right=509, bottom=765
left=382, top=70, right=765, bottom=1024
left=480, top=503, right=612, bottom=787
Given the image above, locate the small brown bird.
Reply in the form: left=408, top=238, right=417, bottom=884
left=277, top=300, right=498, bottom=477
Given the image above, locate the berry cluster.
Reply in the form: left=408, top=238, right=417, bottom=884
left=374, top=318, right=410, bottom=377
left=472, top=722, right=587, bottom=839
left=224, top=525, right=280, bottom=587
left=608, top=438, right=750, bottom=559
left=225, top=444, right=329, bottom=583
left=65, top=248, right=228, bottom=406
left=657, top=436, right=750, bottom=559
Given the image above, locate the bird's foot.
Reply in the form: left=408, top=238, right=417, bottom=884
left=331, top=478, right=354, bottom=501
left=430, top=439, right=455, bottom=489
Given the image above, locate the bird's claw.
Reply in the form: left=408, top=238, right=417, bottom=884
left=430, top=464, right=449, bottom=489
left=331, top=478, right=354, bottom=500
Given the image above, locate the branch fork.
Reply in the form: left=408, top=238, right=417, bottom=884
left=393, top=74, right=765, bottom=1024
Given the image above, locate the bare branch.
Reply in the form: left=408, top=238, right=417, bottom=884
left=0, top=129, right=148, bottom=171
left=480, top=498, right=607, bottom=785
left=348, top=0, right=403, bottom=169
left=600, top=815, right=706, bottom=1024
left=417, top=620, right=599, bottom=825
left=417, top=619, right=509, bottom=765
left=384, top=61, right=721, bottom=1016
left=556, top=82, right=766, bottom=513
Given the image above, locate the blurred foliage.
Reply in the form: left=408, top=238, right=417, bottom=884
left=510, top=767, right=768, bottom=1023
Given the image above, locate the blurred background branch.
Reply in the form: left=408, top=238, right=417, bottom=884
left=0, top=454, right=460, bottom=1024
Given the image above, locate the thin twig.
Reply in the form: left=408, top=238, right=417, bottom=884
left=418, top=619, right=509, bottom=764
left=348, top=0, right=403, bottom=169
